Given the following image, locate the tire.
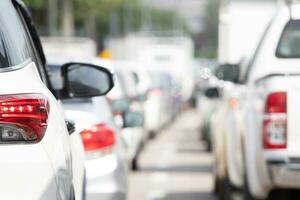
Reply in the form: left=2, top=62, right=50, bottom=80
left=218, top=176, right=236, bottom=200
left=243, top=176, right=261, bottom=200
left=149, top=131, right=156, bottom=139
left=214, top=176, right=221, bottom=194
left=70, top=185, right=75, bottom=200
left=268, top=189, right=300, bottom=200
left=131, top=156, right=139, bottom=171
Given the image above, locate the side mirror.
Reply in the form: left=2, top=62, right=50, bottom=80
left=61, top=63, right=114, bottom=98
left=204, top=87, right=219, bottom=99
left=216, top=64, right=240, bottom=83
left=124, top=112, right=144, bottom=128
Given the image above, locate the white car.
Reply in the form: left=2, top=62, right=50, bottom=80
left=215, top=3, right=300, bottom=200
left=145, top=69, right=174, bottom=136
left=48, top=57, right=128, bottom=200
left=0, top=1, right=113, bottom=199
left=113, top=66, right=145, bottom=170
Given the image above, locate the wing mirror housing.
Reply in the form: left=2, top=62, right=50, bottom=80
left=204, top=87, right=220, bottom=99
left=61, top=63, right=114, bottom=98
left=123, top=111, right=144, bottom=128
left=216, top=64, right=240, bottom=83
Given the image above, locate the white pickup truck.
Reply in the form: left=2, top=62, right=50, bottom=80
left=212, top=0, right=277, bottom=199
left=240, top=4, right=300, bottom=199
left=212, top=3, right=300, bottom=200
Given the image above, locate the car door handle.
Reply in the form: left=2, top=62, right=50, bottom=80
left=65, top=120, right=76, bottom=135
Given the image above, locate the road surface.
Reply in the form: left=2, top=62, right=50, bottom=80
left=129, top=109, right=216, bottom=200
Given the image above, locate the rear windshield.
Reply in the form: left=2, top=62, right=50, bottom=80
left=0, top=0, right=32, bottom=68
left=276, top=20, right=300, bottom=58
left=149, top=71, right=172, bottom=90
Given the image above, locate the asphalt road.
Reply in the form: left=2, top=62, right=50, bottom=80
left=129, top=109, right=216, bottom=200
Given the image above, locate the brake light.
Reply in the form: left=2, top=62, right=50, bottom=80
left=80, top=123, right=115, bottom=153
left=265, top=92, right=286, bottom=113
left=0, top=94, right=49, bottom=143
left=229, top=98, right=238, bottom=109
left=149, top=89, right=162, bottom=95
left=263, top=92, right=287, bottom=149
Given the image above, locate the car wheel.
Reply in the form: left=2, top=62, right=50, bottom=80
left=268, top=189, right=300, bottom=200
left=218, top=176, right=236, bottom=200
left=131, top=156, right=139, bottom=171
left=214, top=176, right=221, bottom=194
left=243, top=176, right=262, bottom=200
left=70, top=185, right=75, bottom=200
left=149, top=131, right=157, bottom=139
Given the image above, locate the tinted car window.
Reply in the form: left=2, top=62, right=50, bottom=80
left=276, top=20, right=300, bottom=58
left=149, top=71, right=172, bottom=91
left=48, top=64, right=63, bottom=90
left=0, top=0, right=33, bottom=68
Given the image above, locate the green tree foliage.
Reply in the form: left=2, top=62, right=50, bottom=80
left=23, top=0, right=44, bottom=9
left=74, top=0, right=123, bottom=22
left=22, top=0, right=189, bottom=49
left=202, top=0, right=219, bottom=58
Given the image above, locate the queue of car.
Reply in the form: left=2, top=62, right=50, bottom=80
left=198, top=2, right=300, bottom=200
left=0, top=0, right=188, bottom=200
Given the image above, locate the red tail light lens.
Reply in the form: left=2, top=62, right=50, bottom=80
left=149, top=89, right=162, bottom=96
left=265, top=92, right=286, bottom=113
left=80, top=123, right=115, bottom=153
left=0, top=94, right=49, bottom=143
left=263, top=92, right=287, bottom=149
left=228, top=98, right=238, bottom=109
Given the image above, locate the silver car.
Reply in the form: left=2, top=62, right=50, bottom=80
left=47, top=57, right=128, bottom=200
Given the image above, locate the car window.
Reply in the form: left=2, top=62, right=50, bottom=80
left=0, top=0, right=33, bottom=68
left=276, top=20, right=300, bottom=58
left=15, top=7, right=50, bottom=85
left=48, top=64, right=63, bottom=90
left=117, top=70, right=138, bottom=98
left=149, top=71, right=172, bottom=91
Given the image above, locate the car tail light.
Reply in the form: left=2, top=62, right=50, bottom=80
left=0, top=94, right=49, bottom=143
left=149, top=88, right=162, bottom=96
left=80, top=123, right=115, bottom=157
left=263, top=92, right=287, bottom=149
left=228, top=98, right=238, bottom=109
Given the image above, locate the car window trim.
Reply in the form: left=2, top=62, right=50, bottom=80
left=0, top=58, right=31, bottom=73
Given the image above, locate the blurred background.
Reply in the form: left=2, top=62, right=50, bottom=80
left=24, top=0, right=294, bottom=200
left=23, top=0, right=218, bottom=58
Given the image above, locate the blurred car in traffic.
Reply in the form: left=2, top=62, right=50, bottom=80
left=107, top=72, right=145, bottom=171
left=144, top=69, right=176, bottom=137
left=48, top=57, right=128, bottom=200
left=114, top=63, right=146, bottom=170
left=212, top=4, right=300, bottom=200
left=240, top=5, right=300, bottom=199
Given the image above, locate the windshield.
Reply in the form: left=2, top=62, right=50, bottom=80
left=149, top=71, right=172, bottom=91
left=276, top=20, right=300, bottom=58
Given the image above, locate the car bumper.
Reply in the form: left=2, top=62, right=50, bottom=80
left=268, top=159, right=300, bottom=189
left=0, top=144, right=59, bottom=200
left=86, top=192, right=126, bottom=200
left=85, top=154, right=127, bottom=200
